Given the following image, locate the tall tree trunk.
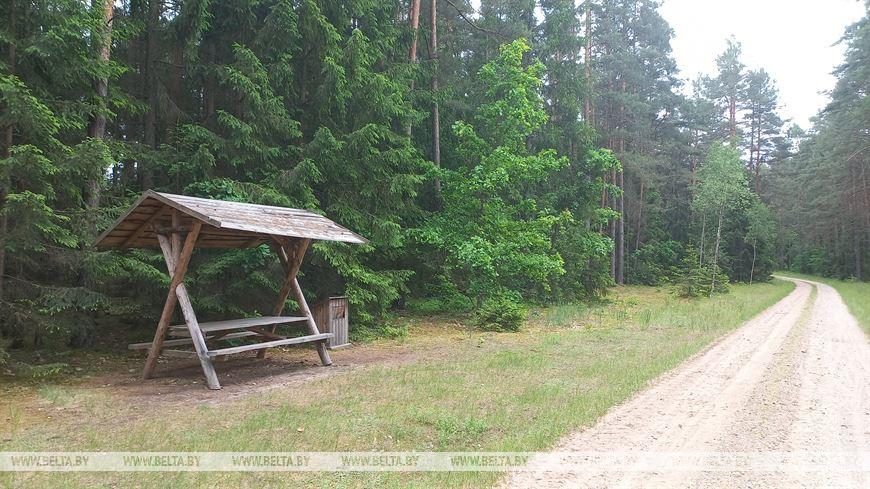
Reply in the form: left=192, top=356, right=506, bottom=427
left=430, top=0, right=441, bottom=195
left=850, top=180, right=863, bottom=280
left=753, top=122, right=762, bottom=193
left=616, top=79, right=626, bottom=284
left=610, top=169, right=616, bottom=280
left=142, top=0, right=161, bottom=189
left=747, top=112, right=756, bottom=178
left=168, top=42, right=184, bottom=136
left=710, top=208, right=723, bottom=297
left=749, top=239, right=757, bottom=285
left=583, top=0, right=592, bottom=123
left=405, top=0, right=421, bottom=136
left=617, top=167, right=624, bottom=284
left=863, top=169, right=870, bottom=246
left=599, top=172, right=608, bottom=233
left=85, top=0, right=115, bottom=211
left=699, top=213, right=706, bottom=265
left=203, top=40, right=216, bottom=130
left=690, top=129, right=699, bottom=187
left=1, top=0, right=16, bottom=304
left=635, top=180, right=644, bottom=252
left=729, top=94, right=737, bottom=145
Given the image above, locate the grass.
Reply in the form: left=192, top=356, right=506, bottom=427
left=0, top=280, right=794, bottom=489
left=775, top=271, right=870, bottom=333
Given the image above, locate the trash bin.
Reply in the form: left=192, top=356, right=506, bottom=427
left=313, top=296, right=350, bottom=349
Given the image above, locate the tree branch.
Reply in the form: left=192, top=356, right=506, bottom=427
left=443, top=0, right=508, bottom=40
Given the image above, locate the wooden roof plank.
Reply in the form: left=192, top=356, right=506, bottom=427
left=94, top=190, right=369, bottom=248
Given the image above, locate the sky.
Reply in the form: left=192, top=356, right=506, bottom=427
left=659, top=0, right=866, bottom=128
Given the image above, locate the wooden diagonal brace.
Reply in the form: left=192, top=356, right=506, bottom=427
left=257, top=238, right=310, bottom=359
left=121, top=205, right=165, bottom=247
left=268, top=236, right=331, bottom=365
left=142, top=221, right=202, bottom=380
left=157, top=231, right=221, bottom=389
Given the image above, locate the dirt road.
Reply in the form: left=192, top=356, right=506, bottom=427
left=505, top=277, right=870, bottom=488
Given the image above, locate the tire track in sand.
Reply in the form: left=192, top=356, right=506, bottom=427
left=504, top=277, right=870, bottom=488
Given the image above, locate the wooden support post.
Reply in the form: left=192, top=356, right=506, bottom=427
left=258, top=238, right=309, bottom=359
left=142, top=221, right=202, bottom=379
left=156, top=229, right=221, bottom=390
left=290, top=276, right=332, bottom=366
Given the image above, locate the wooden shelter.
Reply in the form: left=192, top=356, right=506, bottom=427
left=94, top=190, right=368, bottom=390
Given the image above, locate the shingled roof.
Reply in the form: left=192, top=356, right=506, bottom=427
left=94, top=190, right=368, bottom=249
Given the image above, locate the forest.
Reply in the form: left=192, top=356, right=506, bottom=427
left=1, top=0, right=868, bottom=359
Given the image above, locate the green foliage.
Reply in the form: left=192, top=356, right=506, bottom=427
left=414, top=39, right=606, bottom=306
left=767, top=6, right=870, bottom=281
left=473, top=294, right=528, bottom=332
left=693, top=144, right=752, bottom=218
left=673, top=246, right=730, bottom=298
left=629, top=240, right=683, bottom=286
left=1, top=0, right=823, bottom=363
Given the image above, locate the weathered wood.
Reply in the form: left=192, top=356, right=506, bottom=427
left=157, top=231, right=221, bottom=390
left=120, top=205, right=166, bottom=247
left=273, top=239, right=309, bottom=316
left=171, top=210, right=182, bottom=259
left=142, top=222, right=202, bottom=380
left=242, top=236, right=264, bottom=248
left=207, top=333, right=332, bottom=357
left=162, top=349, right=198, bottom=358
left=313, top=296, right=350, bottom=349
left=271, top=237, right=290, bottom=270
left=128, top=331, right=257, bottom=350
left=94, top=190, right=368, bottom=249
left=246, top=327, right=288, bottom=341
left=94, top=190, right=367, bottom=389
left=258, top=238, right=310, bottom=359
left=168, top=316, right=308, bottom=335
left=155, top=224, right=195, bottom=235
left=290, top=277, right=332, bottom=366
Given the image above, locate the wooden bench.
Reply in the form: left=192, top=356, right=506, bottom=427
left=207, top=333, right=333, bottom=357
left=168, top=316, right=308, bottom=336
left=128, top=331, right=258, bottom=350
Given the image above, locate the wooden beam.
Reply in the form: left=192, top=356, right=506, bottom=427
left=242, top=236, right=264, bottom=248
left=290, top=276, right=332, bottom=366
left=120, top=205, right=165, bottom=247
left=156, top=230, right=221, bottom=390
left=143, top=190, right=222, bottom=228
left=271, top=236, right=290, bottom=271
left=247, top=326, right=289, bottom=341
left=142, top=221, right=202, bottom=380
left=273, top=239, right=309, bottom=316
left=128, top=331, right=258, bottom=350
left=93, top=192, right=158, bottom=246
left=207, top=333, right=332, bottom=357
left=162, top=349, right=198, bottom=358
left=155, top=224, right=194, bottom=235
left=258, top=238, right=310, bottom=359
left=171, top=210, right=182, bottom=256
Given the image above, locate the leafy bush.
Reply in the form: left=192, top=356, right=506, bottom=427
left=473, top=295, right=527, bottom=332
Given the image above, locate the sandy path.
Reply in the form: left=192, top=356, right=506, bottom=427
left=504, top=277, right=870, bottom=488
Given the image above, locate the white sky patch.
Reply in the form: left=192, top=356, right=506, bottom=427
left=660, top=0, right=865, bottom=128
left=467, top=0, right=864, bottom=128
